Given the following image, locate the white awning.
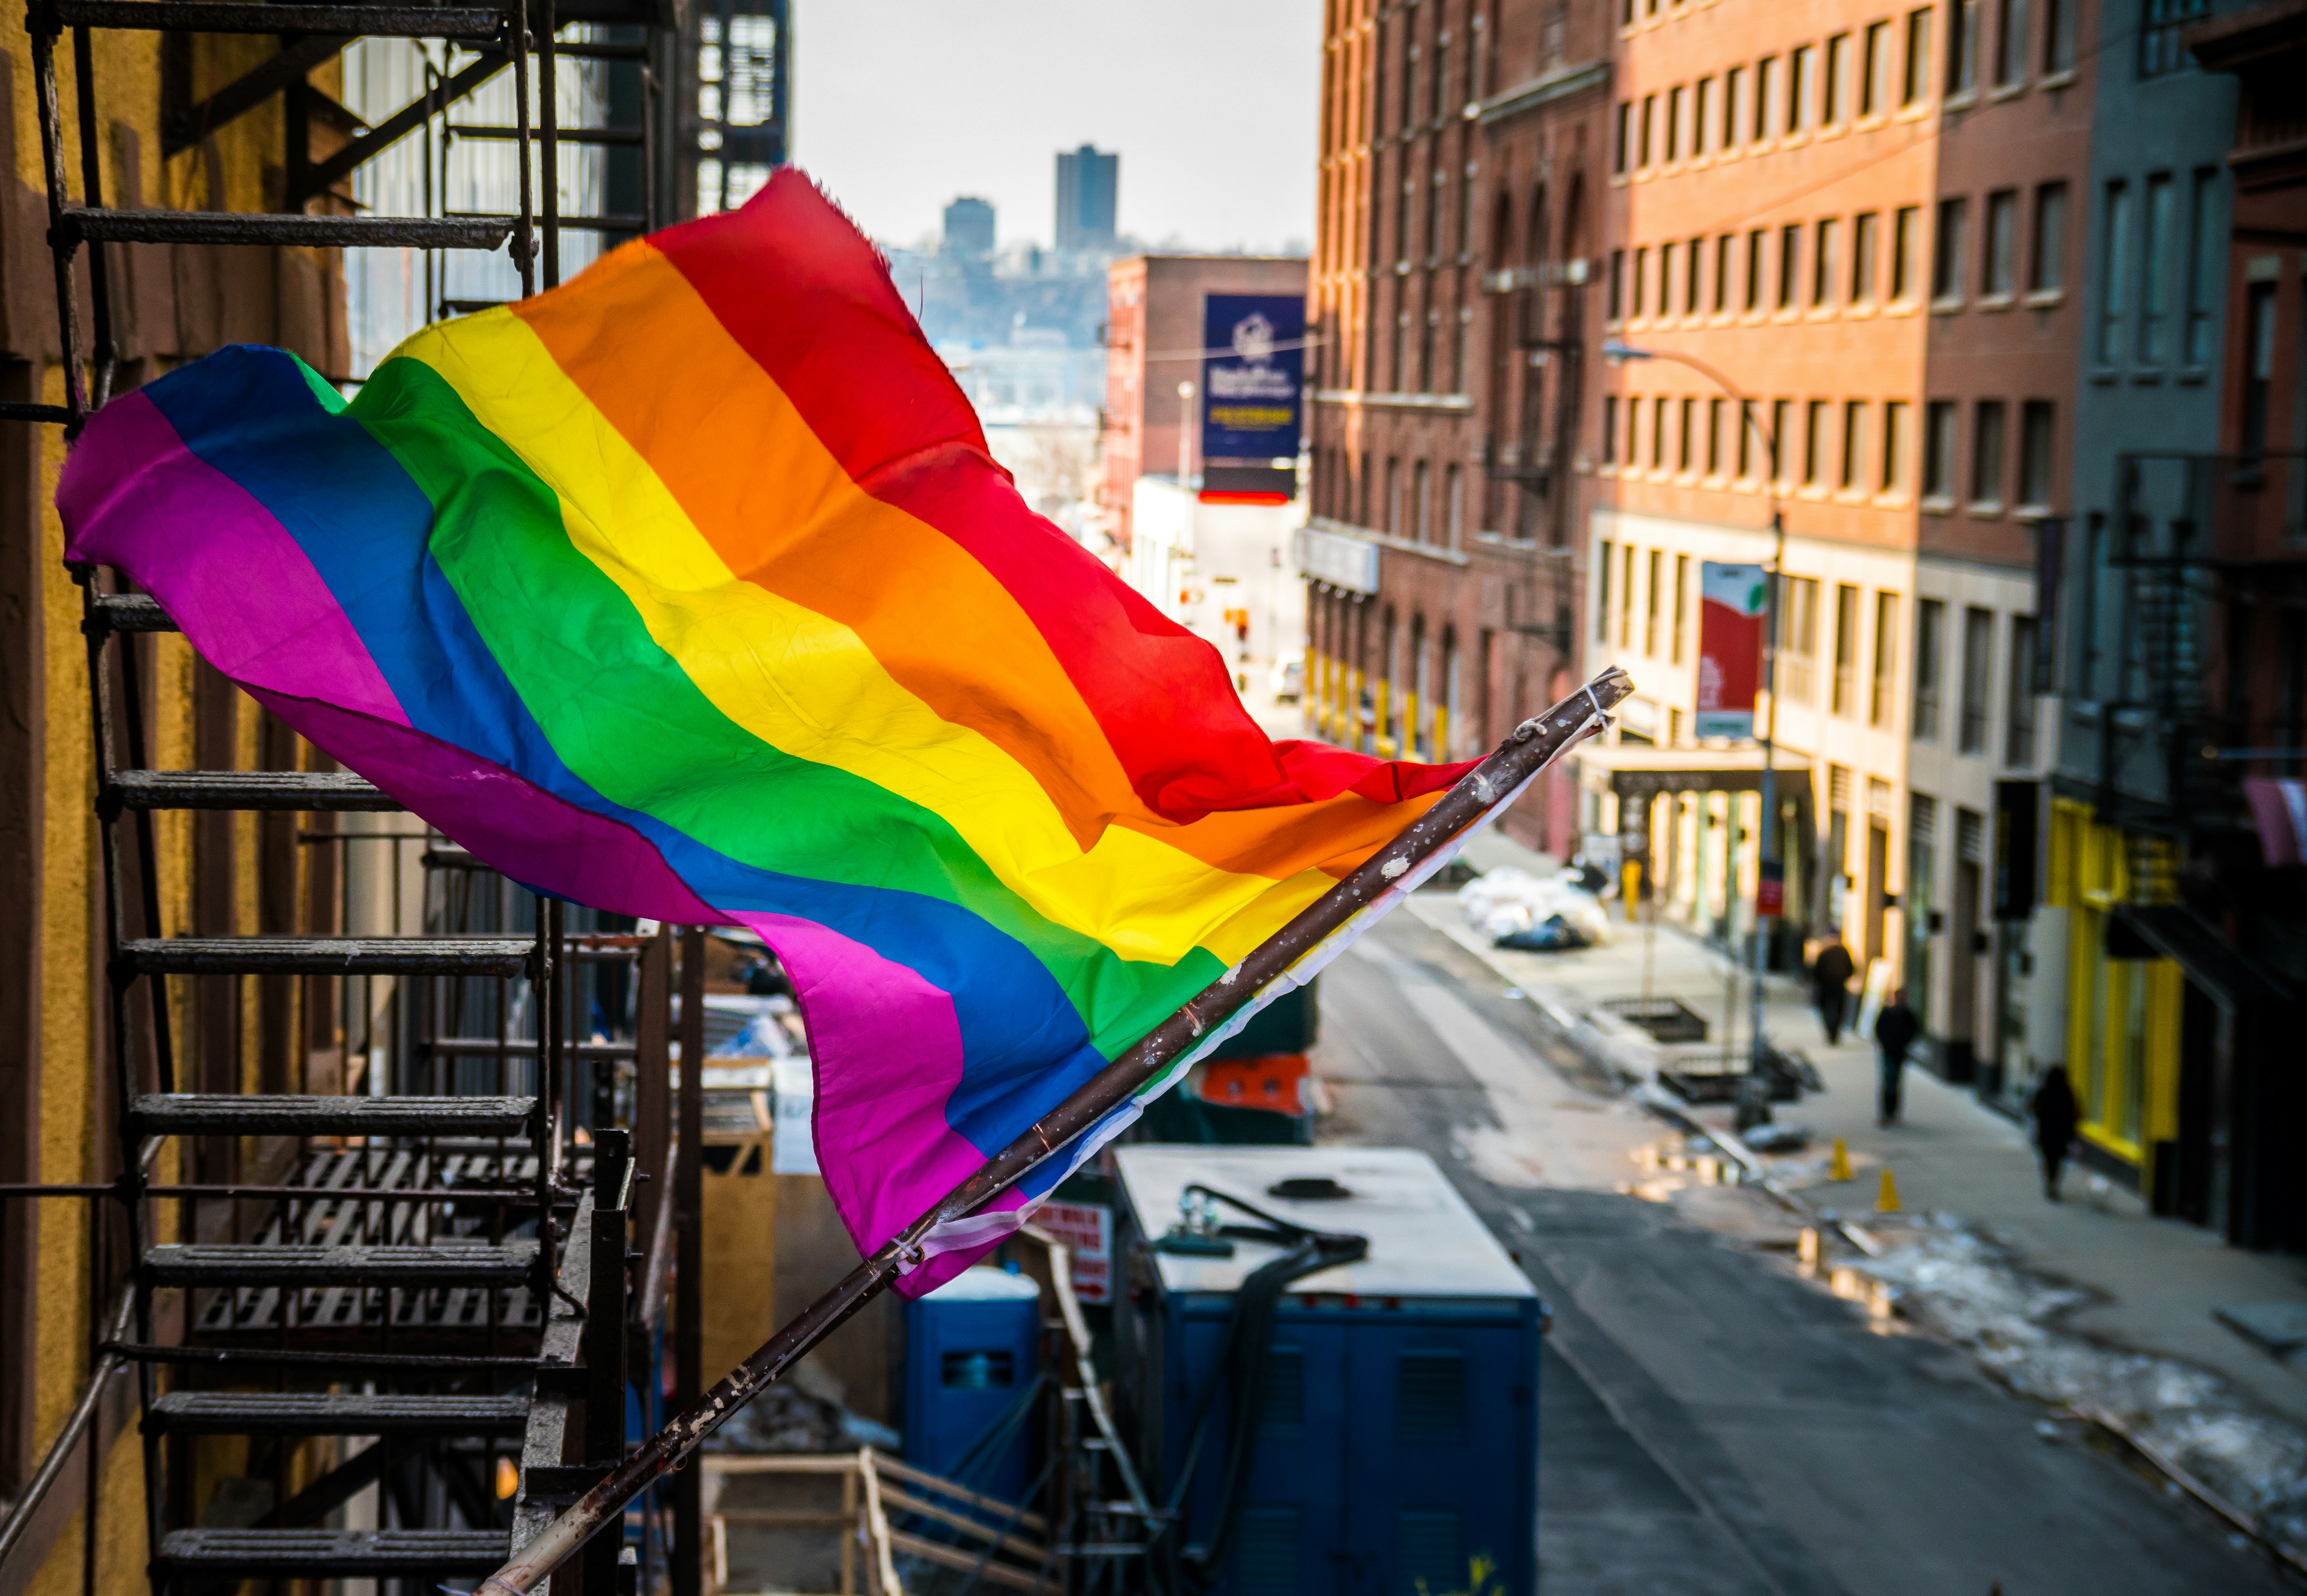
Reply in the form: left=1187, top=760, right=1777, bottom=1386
left=1573, top=740, right=1813, bottom=798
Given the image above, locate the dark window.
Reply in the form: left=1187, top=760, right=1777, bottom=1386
left=2184, top=168, right=2219, bottom=365
left=1771, top=398, right=1792, bottom=481
left=1755, top=56, right=1777, bottom=140
left=1903, top=6, right=1935, bottom=104
left=1708, top=397, right=1726, bottom=473
left=1715, top=233, right=1734, bottom=312
left=1633, top=246, right=1649, bottom=316
left=1608, top=247, right=1626, bottom=320
left=1833, top=583, right=1860, bottom=715
left=2029, top=182, right=2067, bottom=294
left=1746, top=229, right=1766, bottom=311
left=1667, top=83, right=1685, bottom=161
left=1892, top=205, right=1921, bottom=299
left=1804, top=399, right=1827, bottom=485
left=1960, top=605, right=1995, bottom=753
left=1933, top=197, right=1969, bottom=301
left=1679, top=397, right=1695, bottom=472
left=1602, top=396, right=1621, bottom=464
left=1615, top=102, right=1632, bottom=175
left=1780, top=223, right=1802, bottom=308
left=1862, top=20, right=1891, bottom=114
left=1914, top=598, right=1946, bottom=739
left=1872, top=592, right=1900, bottom=727
left=1842, top=400, right=1867, bottom=489
left=2141, top=173, right=2176, bottom=363
left=1815, top=218, right=1840, bottom=306
left=1883, top=400, right=1909, bottom=491
left=1825, top=32, right=1850, bottom=122
left=1724, top=65, right=1745, bottom=147
left=2097, top=181, right=2132, bottom=364
left=2243, top=282, right=2279, bottom=458
left=1972, top=400, right=2007, bottom=506
left=1653, top=396, right=1670, bottom=469
left=1984, top=189, right=2019, bottom=297
left=1924, top=399, right=1959, bottom=499
left=1640, top=93, right=1656, bottom=165
left=2141, top=0, right=2210, bottom=78
left=2006, top=616, right=2038, bottom=765
left=1688, top=237, right=1704, bottom=314
left=1852, top=211, right=1880, bottom=303
left=2018, top=401, right=2056, bottom=507
left=1790, top=44, right=1816, bottom=132
left=1994, top=0, right=2029, bottom=86
left=1948, top=0, right=1981, bottom=93
left=2044, top=0, right=2078, bottom=71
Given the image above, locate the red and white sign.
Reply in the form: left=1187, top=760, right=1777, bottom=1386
left=1696, top=562, right=1767, bottom=740
left=1034, top=1200, right=1114, bottom=1303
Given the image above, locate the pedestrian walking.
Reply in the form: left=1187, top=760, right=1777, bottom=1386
left=1873, top=990, right=1919, bottom=1126
left=1811, top=940, right=1856, bottom=1045
left=2029, top=1065, right=2081, bottom=1201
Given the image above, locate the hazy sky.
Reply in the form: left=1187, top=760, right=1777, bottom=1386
left=791, top=0, right=1324, bottom=253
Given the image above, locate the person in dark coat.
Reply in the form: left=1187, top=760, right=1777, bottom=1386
left=2029, top=1066, right=2081, bottom=1200
left=1811, top=941, right=1856, bottom=1045
left=1873, top=991, right=1921, bottom=1126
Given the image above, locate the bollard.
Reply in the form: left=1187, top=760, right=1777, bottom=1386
left=1798, top=1226, right=1823, bottom=1274
left=1829, top=1136, right=1853, bottom=1182
left=1877, top=1165, right=1901, bottom=1213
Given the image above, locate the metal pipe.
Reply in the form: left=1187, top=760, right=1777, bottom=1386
left=482, top=666, right=1632, bottom=1593
left=0, top=1288, right=133, bottom=1572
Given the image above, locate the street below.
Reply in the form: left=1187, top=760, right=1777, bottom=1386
left=1314, top=901, right=2290, bottom=1596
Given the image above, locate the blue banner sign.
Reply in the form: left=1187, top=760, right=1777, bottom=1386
left=1200, top=293, right=1305, bottom=478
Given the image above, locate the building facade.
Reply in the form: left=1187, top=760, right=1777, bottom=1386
left=1302, top=0, right=1616, bottom=854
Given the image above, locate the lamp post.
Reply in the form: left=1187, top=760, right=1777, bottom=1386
left=1602, top=340, right=1786, bottom=1099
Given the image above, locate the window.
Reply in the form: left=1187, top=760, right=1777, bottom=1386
left=2029, top=181, right=2067, bottom=294
left=1804, top=399, right=1827, bottom=485
left=1771, top=398, right=1792, bottom=482
left=2018, top=400, right=2055, bottom=507
left=1871, top=591, right=1900, bottom=727
left=1913, top=598, right=1945, bottom=739
left=1971, top=400, right=2007, bottom=507
left=1715, top=234, right=1733, bottom=312
left=1602, top=397, right=1621, bottom=464
left=1646, top=549, right=1662, bottom=656
left=2141, top=0, right=2210, bottom=78
left=2098, top=181, right=2133, bottom=364
left=1994, top=0, right=2028, bottom=87
left=2244, top=282, right=2279, bottom=458
left=1632, top=246, right=1649, bottom=317
left=1622, top=544, right=1638, bottom=646
left=1686, top=238, right=1704, bottom=314
left=1923, top=399, right=1959, bottom=500
left=2006, top=616, right=2038, bottom=765
left=1639, top=94, right=1656, bottom=165
left=1933, top=197, right=1969, bottom=302
left=1948, top=0, right=1980, bottom=95
left=1984, top=189, right=2019, bottom=298
left=1667, top=85, right=1685, bottom=162
left=1653, top=396, right=1670, bottom=469
left=1825, top=33, right=1850, bottom=123
left=1779, top=223, right=1802, bottom=309
left=1614, top=101, right=1632, bottom=174
left=1413, top=460, right=1432, bottom=542
left=2141, top=173, right=2176, bottom=363
left=1903, top=7, right=1934, bottom=105
left=1852, top=211, right=1880, bottom=303
left=1659, top=246, right=1674, bottom=318
left=1595, top=539, right=1612, bottom=642
left=1790, top=44, right=1816, bottom=133
left=1841, top=401, right=1867, bottom=489
left=1745, top=229, right=1766, bottom=311
left=2044, top=0, right=2077, bottom=72
left=1892, top=205, right=1921, bottom=300
left=1755, top=56, right=1777, bottom=141
left=1959, top=605, right=1994, bottom=753
left=1672, top=556, right=1691, bottom=664
left=1385, top=456, right=1402, bottom=533
left=1780, top=577, right=1820, bottom=703
left=1882, top=400, right=1909, bottom=491
left=1608, top=247, right=1626, bottom=320
left=1694, top=77, right=1713, bottom=156
left=1832, top=583, right=1860, bottom=715
left=1679, top=397, right=1695, bottom=471
left=1814, top=218, right=1840, bottom=306
left=1445, top=464, right=1463, bottom=548
left=1723, top=65, right=1745, bottom=148
left=1862, top=20, right=1892, bottom=114
left=2184, top=168, right=2218, bottom=365
left=1707, top=396, right=1726, bottom=473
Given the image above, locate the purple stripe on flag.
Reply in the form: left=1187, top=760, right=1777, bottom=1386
left=59, top=392, right=410, bottom=729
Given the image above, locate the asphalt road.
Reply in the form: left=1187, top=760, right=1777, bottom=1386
left=1316, top=903, right=2290, bottom=1596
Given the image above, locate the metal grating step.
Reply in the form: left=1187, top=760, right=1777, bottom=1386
left=123, top=936, right=532, bottom=977
left=130, top=1093, right=535, bottom=1138
left=88, top=591, right=175, bottom=632
left=146, top=1241, right=538, bottom=1287
left=154, top=1528, right=511, bottom=1576
left=109, top=768, right=398, bottom=812
left=61, top=207, right=515, bottom=251
left=52, top=0, right=504, bottom=37
left=451, top=124, right=645, bottom=146
left=145, top=1390, right=530, bottom=1436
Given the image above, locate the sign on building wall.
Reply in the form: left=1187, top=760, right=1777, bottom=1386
left=1200, top=293, right=1304, bottom=503
left=1695, top=562, right=1767, bottom=740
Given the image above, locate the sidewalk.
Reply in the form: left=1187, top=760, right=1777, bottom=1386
left=1424, top=822, right=2307, bottom=1428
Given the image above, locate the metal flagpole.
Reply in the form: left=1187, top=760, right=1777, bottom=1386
left=482, top=664, right=1635, bottom=1595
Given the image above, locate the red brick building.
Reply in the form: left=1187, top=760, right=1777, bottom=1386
left=1304, top=0, right=1617, bottom=854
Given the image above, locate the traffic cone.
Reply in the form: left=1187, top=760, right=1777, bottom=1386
left=1829, top=1136, right=1852, bottom=1182
left=1877, top=1165, right=1902, bottom=1213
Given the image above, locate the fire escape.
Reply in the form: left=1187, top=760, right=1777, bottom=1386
left=1482, top=258, right=1584, bottom=654
left=0, top=2, right=710, bottom=1591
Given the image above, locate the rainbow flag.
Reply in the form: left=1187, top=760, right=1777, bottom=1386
left=59, top=172, right=1474, bottom=1291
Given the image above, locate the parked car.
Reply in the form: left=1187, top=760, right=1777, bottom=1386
left=1269, top=658, right=1304, bottom=702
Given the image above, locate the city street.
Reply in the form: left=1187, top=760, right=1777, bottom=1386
left=1315, top=903, right=2290, bottom=1596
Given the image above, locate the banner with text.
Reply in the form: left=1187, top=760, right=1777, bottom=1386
left=1695, top=562, right=1766, bottom=741
left=1201, top=293, right=1304, bottom=501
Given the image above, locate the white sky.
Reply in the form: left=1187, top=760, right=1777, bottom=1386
left=791, top=0, right=1323, bottom=253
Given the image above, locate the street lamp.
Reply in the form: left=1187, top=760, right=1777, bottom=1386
left=1603, top=339, right=1786, bottom=1109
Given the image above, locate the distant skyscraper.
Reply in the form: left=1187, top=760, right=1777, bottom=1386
left=943, top=196, right=996, bottom=258
left=1055, top=145, right=1118, bottom=252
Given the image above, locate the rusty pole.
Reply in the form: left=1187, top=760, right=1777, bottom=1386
left=483, top=666, right=1633, bottom=1595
